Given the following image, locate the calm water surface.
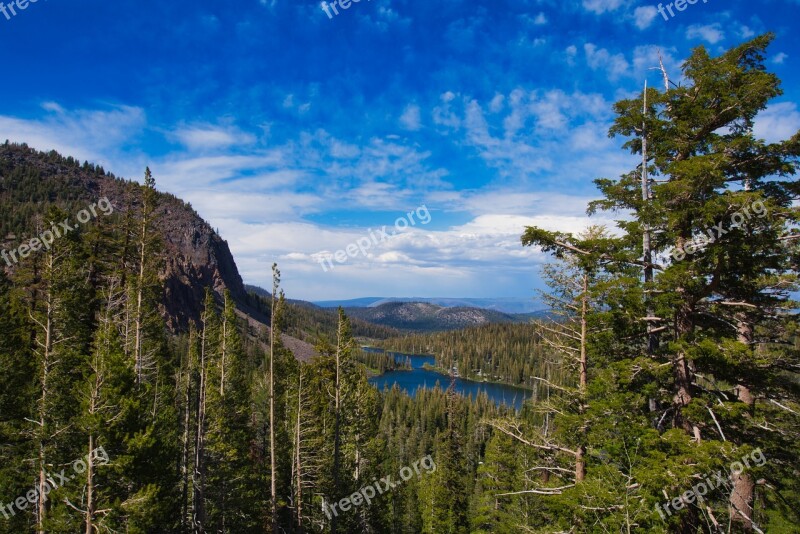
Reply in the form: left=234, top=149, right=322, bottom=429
left=364, top=348, right=532, bottom=410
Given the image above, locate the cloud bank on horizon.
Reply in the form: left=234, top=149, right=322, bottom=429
left=0, top=0, right=797, bottom=300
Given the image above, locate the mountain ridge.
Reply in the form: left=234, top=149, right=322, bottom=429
left=343, top=301, right=534, bottom=332
left=314, top=296, right=545, bottom=314
left=0, top=142, right=317, bottom=359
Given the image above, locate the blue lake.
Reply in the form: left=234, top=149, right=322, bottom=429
left=364, top=347, right=532, bottom=410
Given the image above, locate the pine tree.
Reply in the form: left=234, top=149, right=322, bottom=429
left=420, top=383, right=469, bottom=534
left=268, top=263, right=281, bottom=533
left=469, top=432, right=520, bottom=534
left=595, top=34, right=799, bottom=531
left=131, top=167, right=161, bottom=385
left=0, top=268, right=35, bottom=533
left=518, top=34, right=800, bottom=531
left=16, top=207, right=94, bottom=533
left=75, top=280, right=131, bottom=533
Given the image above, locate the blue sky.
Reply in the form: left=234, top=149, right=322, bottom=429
left=1, top=0, right=798, bottom=301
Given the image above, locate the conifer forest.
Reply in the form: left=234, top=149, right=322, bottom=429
left=0, top=2, right=799, bottom=533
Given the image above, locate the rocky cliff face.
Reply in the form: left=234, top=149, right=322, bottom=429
left=152, top=192, right=248, bottom=331
left=0, top=143, right=310, bottom=359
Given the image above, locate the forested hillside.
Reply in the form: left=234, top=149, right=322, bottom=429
left=0, top=142, right=250, bottom=331
left=344, top=301, right=526, bottom=332
left=243, top=286, right=401, bottom=341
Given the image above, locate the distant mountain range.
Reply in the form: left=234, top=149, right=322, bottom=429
left=244, top=287, right=551, bottom=333
left=313, top=296, right=545, bottom=314
left=343, top=301, right=547, bottom=332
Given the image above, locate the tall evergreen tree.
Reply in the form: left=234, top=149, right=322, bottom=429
left=521, top=34, right=800, bottom=532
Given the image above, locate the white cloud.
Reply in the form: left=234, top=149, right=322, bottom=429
left=172, top=124, right=256, bottom=150
left=738, top=25, right=755, bottom=39
left=489, top=93, right=505, bottom=113
left=753, top=102, right=800, bottom=144
left=633, top=6, right=658, bottom=30
left=427, top=88, right=629, bottom=191
left=582, top=0, right=624, bottom=14
left=570, top=121, right=613, bottom=150
left=686, top=23, right=724, bottom=44
left=772, top=52, right=788, bottom=65
left=584, top=43, right=630, bottom=81
left=0, top=103, right=146, bottom=167
left=400, top=104, right=422, bottom=131
left=432, top=91, right=462, bottom=129
left=0, top=101, right=632, bottom=300
left=228, top=191, right=618, bottom=299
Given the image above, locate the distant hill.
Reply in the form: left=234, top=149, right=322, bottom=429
left=244, top=285, right=400, bottom=341
left=247, top=285, right=542, bottom=336
left=342, top=301, right=532, bottom=332
left=315, top=296, right=545, bottom=314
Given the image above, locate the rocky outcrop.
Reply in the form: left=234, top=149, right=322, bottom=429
left=0, top=142, right=315, bottom=357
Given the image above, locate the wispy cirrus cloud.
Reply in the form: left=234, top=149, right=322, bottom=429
left=171, top=123, right=257, bottom=150
left=1, top=0, right=797, bottom=299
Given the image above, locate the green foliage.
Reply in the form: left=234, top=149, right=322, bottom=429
left=510, top=33, right=800, bottom=533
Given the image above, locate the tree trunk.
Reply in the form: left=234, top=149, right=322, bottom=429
left=332, top=314, right=344, bottom=534
left=134, top=212, right=146, bottom=384
left=181, top=332, right=193, bottom=532
left=36, top=255, right=55, bottom=534
left=731, top=313, right=756, bottom=530
left=575, top=445, right=586, bottom=483
left=641, top=81, right=659, bottom=355
left=579, top=274, right=588, bottom=392
left=673, top=303, right=701, bottom=440
left=673, top=351, right=701, bottom=441
left=85, top=435, right=95, bottom=534
left=269, top=273, right=278, bottom=533
left=577, top=274, right=588, bottom=483
left=193, top=322, right=207, bottom=533
left=295, top=371, right=303, bottom=532
left=220, top=298, right=228, bottom=397
left=730, top=471, right=755, bottom=530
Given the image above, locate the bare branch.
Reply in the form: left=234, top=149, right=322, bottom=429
left=496, top=484, right=575, bottom=497
left=706, top=406, right=726, bottom=441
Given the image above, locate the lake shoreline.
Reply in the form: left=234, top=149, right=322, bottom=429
left=363, top=347, right=533, bottom=409
left=362, top=346, right=535, bottom=392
